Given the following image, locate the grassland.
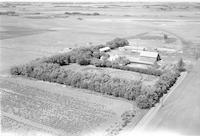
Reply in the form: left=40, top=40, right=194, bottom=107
left=1, top=2, right=199, bottom=74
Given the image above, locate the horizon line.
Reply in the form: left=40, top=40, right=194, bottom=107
left=1, top=0, right=200, bottom=3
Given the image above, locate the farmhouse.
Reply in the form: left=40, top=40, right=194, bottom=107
left=139, top=51, right=161, bottom=64
left=99, top=47, right=111, bottom=52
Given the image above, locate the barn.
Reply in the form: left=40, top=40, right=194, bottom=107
left=139, top=51, right=161, bottom=64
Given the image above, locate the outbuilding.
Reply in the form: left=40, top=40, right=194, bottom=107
left=139, top=51, right=161, bottom=64
left=99, top=47, right=111, bottom=52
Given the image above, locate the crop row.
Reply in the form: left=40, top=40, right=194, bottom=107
left=1, top=90, right=113, bottom=134
left=1, top=115, right=47, bottom=133
left=0, top=80, right=113, bottom=115
left=1, top=89, right=112, bottom=122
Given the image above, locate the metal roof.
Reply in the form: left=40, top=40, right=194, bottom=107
left=140, top=51, right=159, bottom=58
left=99, top=47, right=110, bottom=52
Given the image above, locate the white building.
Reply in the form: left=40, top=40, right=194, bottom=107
left=123, top=46, right=146, bottom=52
left=156, top=47, right=176, bottom=53
left=99, top=47, right=111, bottom=52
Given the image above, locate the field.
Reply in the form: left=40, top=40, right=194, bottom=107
left=1, top=2, right=200, bottom=75
left=1, top=2, right=200, bottom=136
left=0, top=76, right=145, bottom=136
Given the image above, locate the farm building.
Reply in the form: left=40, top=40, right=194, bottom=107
left=156, top=47, right=176, bottom=53
left=139, top=51, right=161, bottom=64
left=59, top=47, right=72, bottom=53
left=123, top=46, right=146, bottom=52
left=108, top=55, right=119, bottom=61
left=126, top=56, right=138, bottom=62
left=99, top=47, right=111, bottom=52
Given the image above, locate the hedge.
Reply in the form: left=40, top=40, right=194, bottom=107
left=93, top=59, right=162, bottom=76
left=10, top=37, right=182, bottom=109
left=11, top=62, right=142, bottom=101
left=136, top=69, right=180, bottom=109
left=36, top=37, right=162, bottom=76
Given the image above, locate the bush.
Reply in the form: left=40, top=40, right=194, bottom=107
left=106, top=38, right=129, bottom=49
left=11, top=62, right=143, bottom=103
left=114, top=56, right=131, bottom=66
left=42, top=53, right=70, bottom=65
left=121, top=110, right=136, bottom=126
left=10, top=66, right=21, bottom=75
left=97, top=62, right=162, bottom=76
left=11, top=58, right=180, bottom=110
left=101, top=53, right=110, bottom=60
left=177, top=58, right=185, bottom=72
left=10, top=37, right=182, bottom=110
left=136, top=95, right=152, bottom=109
left=33, top=38, right=161, bottom=76
left=91, top=59, right=104, bottom=67
left=92, top=51, right=101, bottom=59
left=76, top=57, right=90, bottom=65
left=146, top=92, right=158, bottom=106
left=136, top=86, right=158, bottom=108
left=153, top=69, right=180, bottom=105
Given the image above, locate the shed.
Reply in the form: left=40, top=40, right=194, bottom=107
left=140, top=51, right=161, bottom=64
left=99, top=47, right=111, bottom=52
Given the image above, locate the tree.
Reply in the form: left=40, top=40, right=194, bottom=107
left=77, top=57, right=90, bottom=65
left=115, top=56, right=130, bottom=66
left=90, top=59, right=103, bottom=67
left=106, top=38, right=129, bottom=49
left=92, top=51, right=101, bottom=59
left=177, top=58, right=185, bottom=72
left=136, top=95, right=152, bottom=109
left=10, top=66, right=21, bottom=75
left=164, top=34, right=168, bottom=40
